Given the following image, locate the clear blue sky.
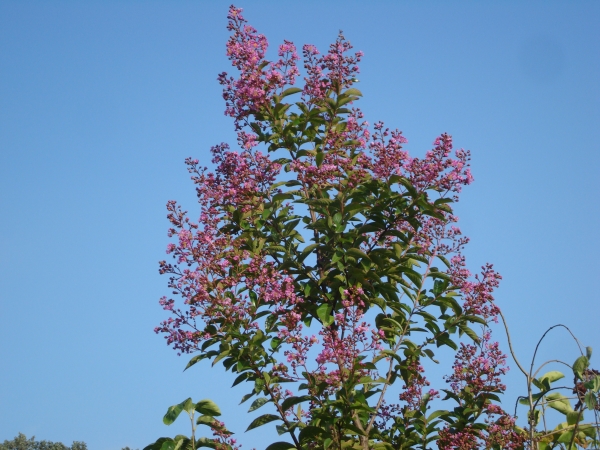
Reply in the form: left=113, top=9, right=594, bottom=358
left=1, top=1, right=598, bottom=449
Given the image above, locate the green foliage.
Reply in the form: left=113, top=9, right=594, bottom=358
left=515, top=337, right=600, bottom=449
left=0, top=434, right=87, bottom=450
left=144, top=399, right=234, bottom=450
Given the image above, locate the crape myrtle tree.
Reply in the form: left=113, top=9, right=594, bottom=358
left=147, top=6, right=599, bottom=450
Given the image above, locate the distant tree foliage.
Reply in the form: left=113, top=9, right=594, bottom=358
left=0, top=434, right=87, bottom=450
left=0, top=433, right=138, bottom=450
left=0, top=434, right=138, bottom=450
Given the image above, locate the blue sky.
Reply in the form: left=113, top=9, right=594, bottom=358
left=0, top=1, right=598, bottom=449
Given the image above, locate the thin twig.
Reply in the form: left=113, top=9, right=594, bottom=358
left=498, top=309, right=529, bottom=378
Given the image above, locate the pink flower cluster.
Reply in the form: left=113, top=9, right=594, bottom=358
left=484, top=408, right=524, bottom=449
left=278, top=288, right=383, bottom=396
left=191, top=144, right=281, bottom=213
left=369, top=122, right=410, bottom=179
left=290, top=122, right=472, bottom=200
left=437, top=426, right=480, bottom=450
left=154, top=145, right=291, bottom=354
left=210, top=419, right=241, bottom=450
left=302, top=32, right=362, bottom=102
left=398, top=360, right=439, bottom=409
left=405, top=133, right=473, bottom=198
left=437, top=407, right=524, bottom=450
left=437, top=331, right=523, bottom=449
left=312, top=293, right=383, bottom=390
left=218, top=6, right=299, bottom=129
left=450, top=256, right=502, bottom=320
left=445, top=330, right=508, bottom=398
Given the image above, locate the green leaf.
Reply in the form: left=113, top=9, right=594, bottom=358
left=336, top=96, right=356, bottom=107
left=195, top=399, right=221, bottom=416
left=518, top=392, right=544, bottom=405
left=459, top=325, right=480, bottom=343
left=232, top=372, right=250, bottom=387
left=281, top=395, right=311, bottom=411
left=246, top=414, right=281, bottom=432
left=371, top=443, right=394, bottom=450
left=557, top=431, right=573, bottom=444
left=296, top=148, right=315, bottom=158
left=184, top=354, right=206, bottom=371
left=437, top=254, right=451, bottom=268
left=347, top=248, right=370, bottom=261
left=435, top=333, right=458, bottom=350
left=283, top=181, right=302, bottom=191
left=427, top=410, right=450, bottom=421
left=163, top=398, right=192, bottom=425
left=298, top=426, right=326, bottom=442
left=539, top=371, right=565, bottom=385
left=573, top=355, right=589, bottom=379
left=248, top=397, right=269, bottom=413
left=174, top=437, right=190, bottom=450
left=579, top=423, right=598, bottom=438
left=586, top=346, right=593, bottom=359
left=316, top=151, right=324, bottom=167
left=545, top=393, right=573, bottom=415
left=356, top=375, right=379, bottom=385
left=266, top=245, right=287, bottom=254
left=300, top=243, right=319, bottom=260
left=160, top=441, right=175, bottom=450
left=143, top=438, right=172, bottom=450
left=270, top=337, right=282, bottom=350
left=584, top=391, right=598, bottom=410
left=423, top=348, right=439, bottom=364
left=566, top=411, right=581, bottom=425
left=316, top=303, right=333, bottom=326
left=196, top=415, right=217, bottom=426
left=532, top=379, right=545, bottom=390
left=374, top=349, right=402, bottom=364
left=196, top=437, right=219, bottom=448
left=265, top=443, right=296, bottom=450
left=212, top=349, right=230, bottom=367
left=584, top=374, right=600, bottom=392
left=240, top=391, right=256, bottom=404
left=263, top=371, right=271, bottom=386
left=273, top=192, right=294, bottom=202
left=357, top=223, right=382, bottom=234
left=343, top=88, right=363, bottom=97
left=281, top=87, right=302, bottom=98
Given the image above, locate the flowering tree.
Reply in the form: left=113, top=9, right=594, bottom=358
left=146, top=6, right=599, bottom=450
